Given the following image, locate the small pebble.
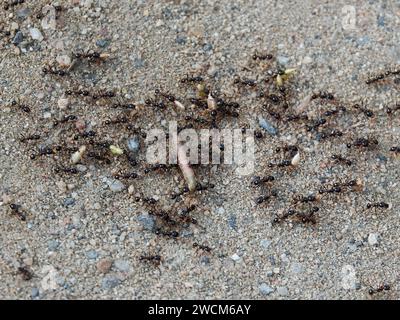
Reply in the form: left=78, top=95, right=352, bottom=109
left=277, top=286, right=288, bottom=296
left=29, top=28, right=44, bottom=42
left=86, top=250, right=98, bottom=260
left=108, top=179, right=126, bottom=192
left=31, top=287, right=39, bottom=298
left=96, top=39, right=110, bottom=48
left=368, top=233, right=379, bottom=246
left=231, top=253, right=241, bottom=262
left=277, top=55, right=290, bottom=66
left=259, top=283, right=274, bottom=296
left=137, top=213, right=155, bottom=231
left=114, top=260, right=130, bottom=272
left=260, top=239, right=271, bottom=249
left=47, top=240, right=60, bottom=252
left=57, top=98, right=70, bottom=110
left=227, top=214, right=237, bottom=230
left=258, top=116, right=278, bottom=136
left=97, top=258, right=112, bottom=274
left=63, top=197, right=76, bottom=207
left=101, top=275, right=121, bottom=290
left=12, top=31, right=24, bottom=45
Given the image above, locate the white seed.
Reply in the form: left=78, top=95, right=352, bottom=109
left=291, top=152, right=300, bottom=166
left=174, top=100, right=185, bottom=111
left=71, top=146, right=86, bottom=164
left=177, top=144, right=197, bottom=192
left=207, top=93, right=217, bottom=110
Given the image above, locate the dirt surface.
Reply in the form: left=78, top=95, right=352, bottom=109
left=0, top=0, right=399, bottom=300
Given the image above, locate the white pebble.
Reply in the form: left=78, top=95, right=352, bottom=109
left=30, top=28, right=44, bottom=42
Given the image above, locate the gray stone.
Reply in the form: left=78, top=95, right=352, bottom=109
left=12, top=31, right=24, bottom=45
left=96, top=39, right=110, bottom=48
left=203, top=43, right=213, bottom=52
left=101, top=275, right=121, bottom=290
left=127, top=136, right=140, bottom=153
left=291, top=262, right=303, bottom=274
left=17, top=8, right=30, bottom=19
left=29, top=28, right=44, bottom=41
left=114, top=260, right=130, bottom=272
left=259, top=283, right=274, bottom=295
left=368, top=233, right=379, bottom=246
left=86, top=250, right=98, bottom=260
left=258, top=116, right=278, bottom=136
left=260, top=239, right=272, bottom=249
left=63, top=197, right=76, bottom=207
left=137, top=213, right=155, bottom=231
left=133, top=58, right=145, bottom=68
left=108, top=179, right=126, bottom=192
left=227, top=214, right=237, bottom=230
left=277, top=286, right=289, bottom=296
left=277, top=55, right=290, bottom=66
left=47, top=240, right=60, bottom=251
left=176, top=35, right=187, bottom=45
left=31, top=287, right=39, bottom=298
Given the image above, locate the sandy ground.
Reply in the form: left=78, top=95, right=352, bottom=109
left=0, top=0, right=399, bottom=300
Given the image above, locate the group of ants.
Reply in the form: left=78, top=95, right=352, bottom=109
left=4, top=32, right=399, bottom=295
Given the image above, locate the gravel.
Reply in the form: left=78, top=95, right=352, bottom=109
left=0, top=0, right=399, bottom=301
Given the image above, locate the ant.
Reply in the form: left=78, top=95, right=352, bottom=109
left=11, top=100, right=30, bottom=113
left=111, top=101, right=136, bottom=110
left=193, top=243, right=212, bottom=253
left=252, top=52, right=273, bottom=60
left=351, top=103, right=374, bottom=118
left=53, top=114, right=77, bottom=126
left=139, top=255, right=162, bottom=266
left=134, top=196, right=158, bottom=205
left=9, top=203, right=26, bottom=221
left=311, top=91, right=335, bottom=101
left=154, top=228, right=179, bottom=238
left=145, top=98, right=166, bottom=110
left=292, top=194, right=319, bottom=205
left=273, top=207, right=319, bottom=225
left=104, top=115, right=128, bottom=125
left=286, top=114, right=309, bottom=122
left=3, top=0, right=25, bottom=10
left=365, top=68, right=400, bottom=85
left=114, top=171, right=138, bottom=180
left=143, top=164, right=170, bottom=174
left=323, top=106, right=346, bottom=117
left=390, top=147, right=400, bottom=154
left=149, top=210, right=178, bottom=227
left=331, top=154, right=353, bottom=166
left=306, top=118, right=327, bottom=132
left=17, top=266, right=33, bottom=281
left=29, top=145, right=55, bottom=160
left=233, top=76, right=257, bottom=87
left=320, top=129, right=343, bottom=140
left=368, top=284, right=390, bottom=295
left=366, top=202, right=389, bottom=210
left=251, top=175, right=275, bottom=187
left=73, top=50, right=109, bottom=64
left=53, top=166, right=79, bottom=175
left=347, top=137, right=379, bottom=149
left=386, top=103, right=400, bottom=115
left=74, top=130, right=96, bottom=140
left=255, top=190, right=277, bottom=205
left=180, top=75, right=203, bottom=83
left=19, top=134, right=40, bottom=143
left=268, top=160, right=292, bottom=169
left=190, top=98, right=208, bottom=109
left=319, top=179, right=361, bottom=194
left=170, top=183, right=215, bottom=200
left=42, top=65, right=68, bottom=77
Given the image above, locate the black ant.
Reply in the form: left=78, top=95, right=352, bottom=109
left=104, top=115, right=128, bottom=126
left=319, top=179, right=361, bottom=194
left=11, top=100, right=30, bottom=113
left=53, top=115, right=77, bottom=127
left=17, top=266, right=33, bottom=281
left=233, top=76, right=257, bottom=87
left=144, top=163, right=170, bottom=174
left=42, top=65, right=68, bottom=77
left=366, top=202, right=389, bottom=210
left=190, top=98, right=208, bottom=109
left=320, top=129, right=343, bottom=140
left=252, top=52, right=273, bottom=60
left=145, top=98, right=166, bottom=109
left=255, top=191, right=277, bottom=205
left=74, top=130, right=96, bottom=140
left=286, top=114, right=309, bottom=122
left=323, top=106, right=347, bottom=118
left=73, top=51, right=109, bottom=64
left=311, top=91, right=335, bottom=101
left=292, top=194, right=319, bottom=205
left=114, top=171, right=138, bottom=180
left=268, top=160, right=292, bottom=168
left=193, top=243, right=212, bottom=253
left=134, top=196, right=158, bottom=205
left=154, top=228, right=179, bottom=238
left=365, top=68, right=400, bottom=85
left=368, top=284, right=390, bottom=295
left=53, top=166, right=79, bottom=175
left=306, top=118, right=327, bottom=132
left=9, top=203, right=26, bottom=221
left=3, top=0, right=25, bottom=10
left=149, top=210, right=178, bottom=227
left=251, top=175, right=275, bottom=187
left=386, top=103, right=400, bottom=115
left=347, top=137, right=379, bottom=149
left=180, top=75, right=203, bottom=83
left=111, top=101, right=136, bottom=110
left=19, top=134, right=40, bottom=143
left=30, top=146, right=55, bottom=159
left=390, top=146, right=400, bottom=154
left=139, top=255, right=162, bottom=266
left=273, top=207, right=319, bottom=225
left=351, top=103, right=374, bottom=118
left=331, top=154, right=353, bottom=166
